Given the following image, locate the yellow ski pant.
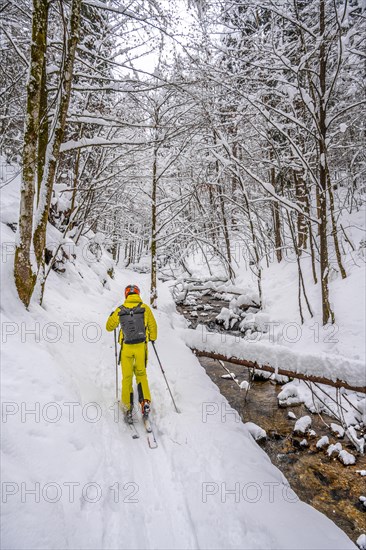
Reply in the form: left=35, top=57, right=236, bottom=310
left=121, top=342, right=151, bottom=410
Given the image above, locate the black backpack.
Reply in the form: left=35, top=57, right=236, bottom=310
left=118, top=304, right=146, bottom=344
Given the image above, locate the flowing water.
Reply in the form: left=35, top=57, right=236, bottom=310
left=177, top=296, right=366, bottom=544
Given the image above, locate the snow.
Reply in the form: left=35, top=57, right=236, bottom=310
left=357, top=534, right=366, bottom=550
left=316, top=436, right=329, bottom=449
left=181, top=296, right=365, bottom=387
left=278, top=384, right=302, bottom=407
left=294, top=415, right=312, bottom=434
left=287, top=411, right=297, bottom=420
left=346, top=427, right=365, bottom=454
left=331, top=423, right=345, bottom=438
left=216, top=306, right=238, bottom=329
left=182, top=236, right=364, bottom=391
left=327, top=443, right=343, bottom=457
left=0, top=165, right=358, bottom=549
left=245, top=422, right=267, bottom=441
left=338, top=449, right=356, bottom=466
left=60, top=136, right=146, bottom=152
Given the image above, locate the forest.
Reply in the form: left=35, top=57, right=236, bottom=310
left=1, top=1, right=365, bottom=549
left=2, top=0, right=363, bottom=319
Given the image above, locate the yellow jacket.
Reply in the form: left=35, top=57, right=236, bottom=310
left=106, top=294, right=157, bottom=344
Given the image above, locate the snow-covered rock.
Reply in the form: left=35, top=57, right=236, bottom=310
left=338, top=449, right=356, bottom=465
left=245, top=422, right=267, bottom=441
left=357, top=534, right=366, bottom=549
left=294, top=415, right=312, bottom=434
left=216, top=307, right=239, bottom=329
left=327, top=443, right=343, bottom=457
left=278, top=384, right=303, bottom=407
left=331, top=423, right=345, bottom=438
left=316, top=436, right=329, bottom=449
left=239, top=311, right=270, bottom=333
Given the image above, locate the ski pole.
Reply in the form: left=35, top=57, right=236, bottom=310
left=152, top=341, right=180, bottom=413
left=114, top=329, right=118, bottom=402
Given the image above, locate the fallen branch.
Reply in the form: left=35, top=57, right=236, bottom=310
left=191, top=349, right=366, bottom=394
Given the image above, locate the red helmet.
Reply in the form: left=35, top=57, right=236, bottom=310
left=125, top=284, right=140, bottom=299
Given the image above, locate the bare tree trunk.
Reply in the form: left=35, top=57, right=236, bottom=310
left=67, top=148, right=81, bottom=233
left=271, top=166, right=282, bottom=262
left=218, top=189, right=233, bottom=278
left=327, top=172, right=347, bottom=279
left=33, top=0, right=82, bottom=303
left=293, top=171, right=308, bottom=252
left=287, top=211, right=313, bottom=323
left=308, top=220, right=318, bottom=284
left=14, top=0, right=48, bottom=307
left=150, top=138, right=158, bottom=308
left=318, top=0, right=334, bottom=324
left=207, top=184, right=218, bottom=245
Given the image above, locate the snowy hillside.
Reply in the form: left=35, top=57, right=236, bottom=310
left=1, top=165, right=357, bottom=549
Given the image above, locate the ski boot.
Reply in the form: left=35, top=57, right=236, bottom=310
left=141, top=399, right=150, bottom=419
left=124, top=409, right=133, bottom=425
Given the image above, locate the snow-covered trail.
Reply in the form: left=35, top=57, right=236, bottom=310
left=0, top=226, right=356, bottom=549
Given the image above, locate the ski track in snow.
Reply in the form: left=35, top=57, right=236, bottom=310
left=0, top=159, right=358, bottom=550
left=1, top=258, right=357, bottom=549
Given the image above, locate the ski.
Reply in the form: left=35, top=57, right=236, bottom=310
left=127, top=420, right=140, bottom=439
left=143, top=416, right=158, bottom=449
left=143, top=416, right=152, bottom=432
left=119, top=402, right=140, bottom=439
